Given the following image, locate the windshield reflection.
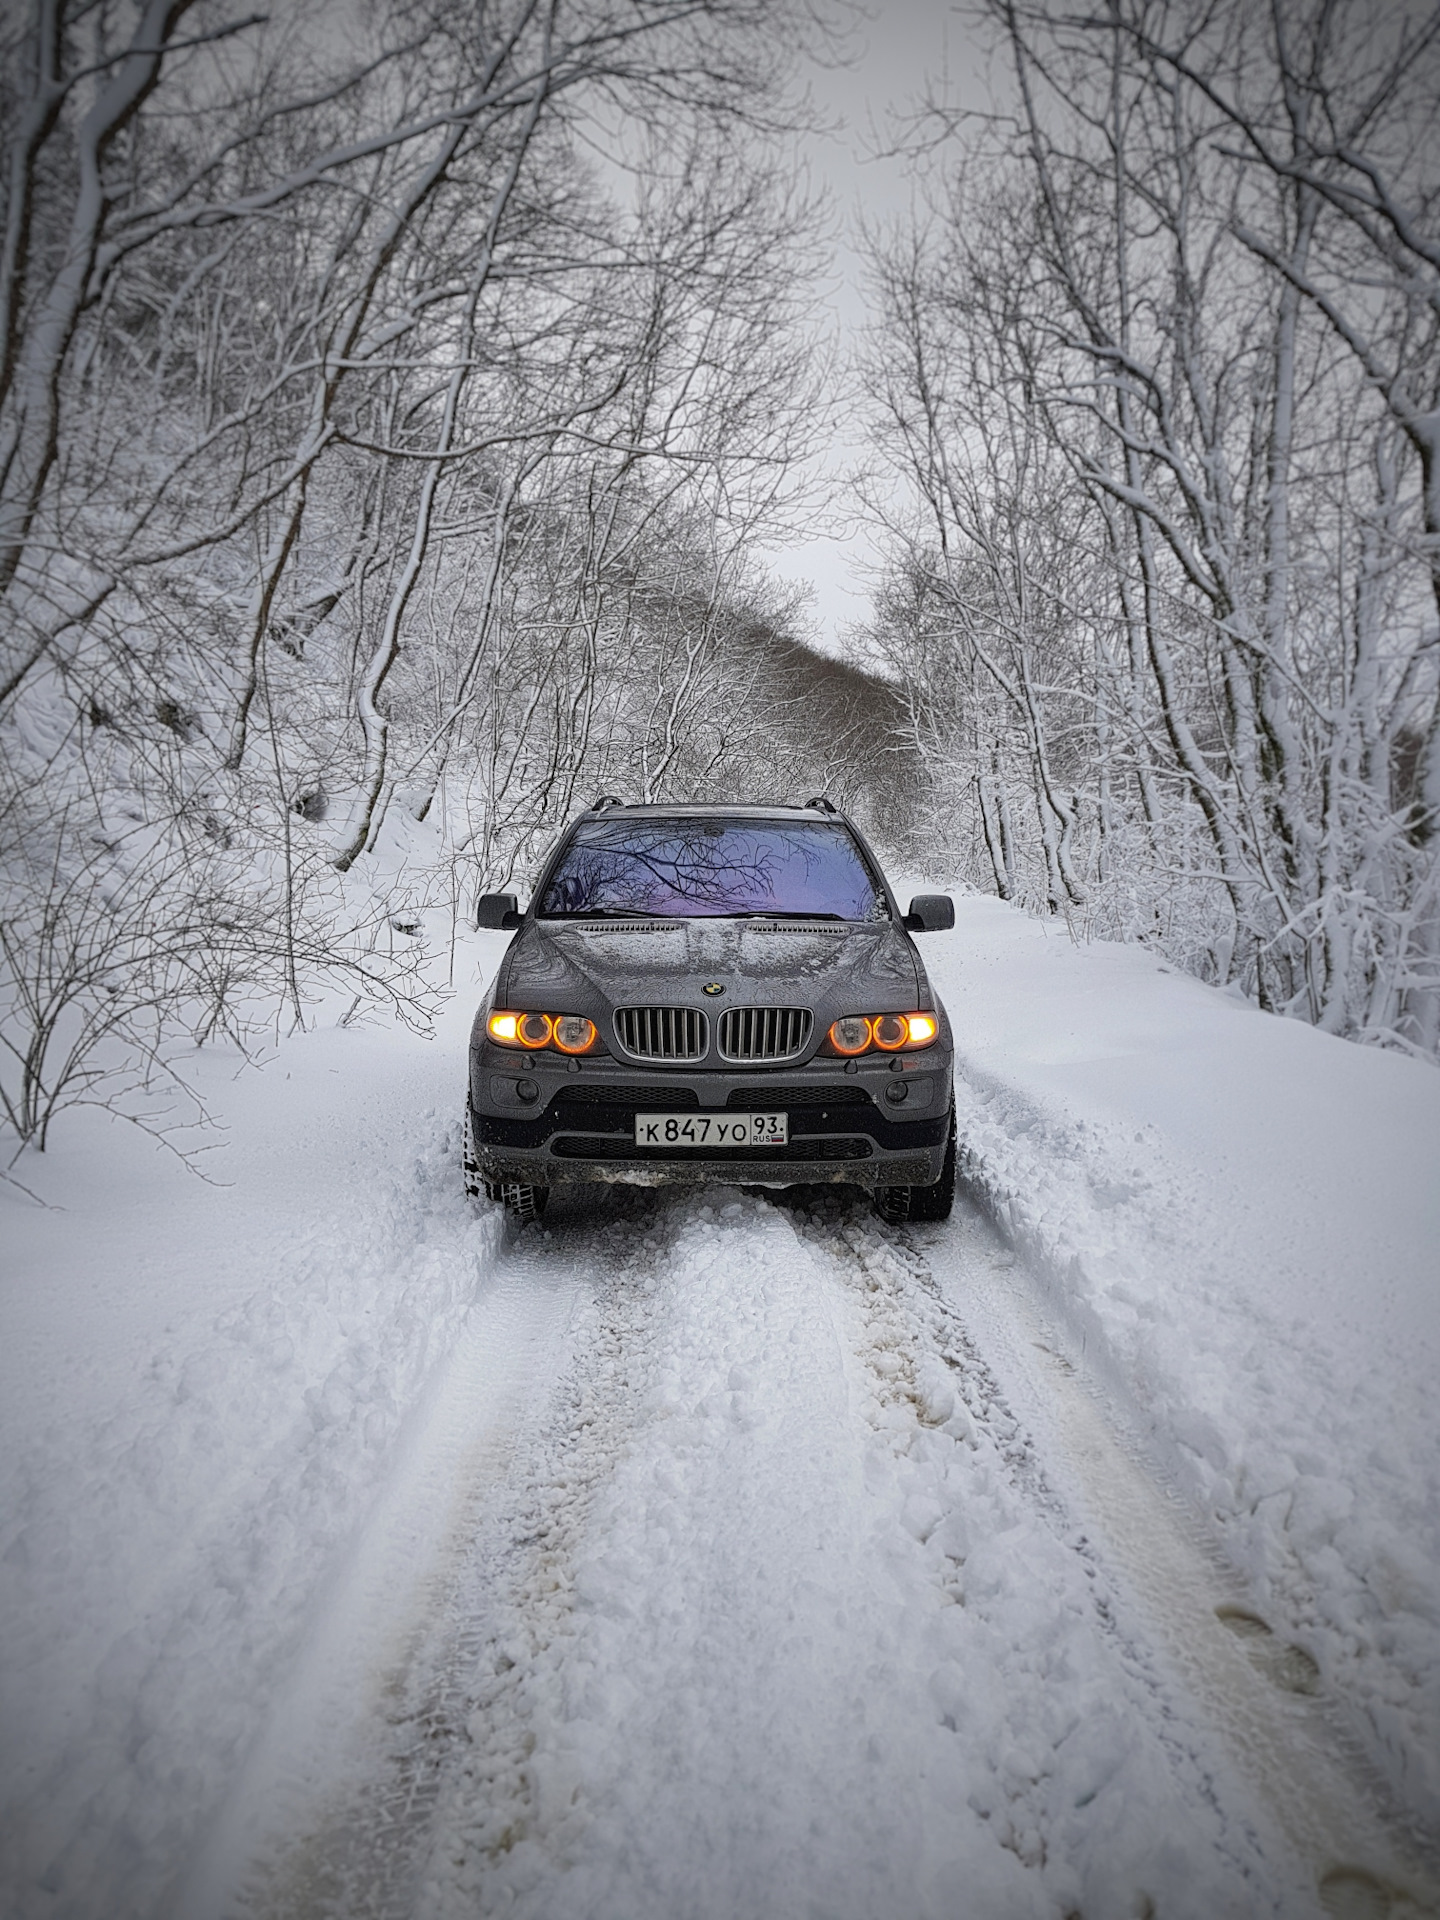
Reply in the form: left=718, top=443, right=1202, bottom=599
left=539, top=821, right=889, bottom=921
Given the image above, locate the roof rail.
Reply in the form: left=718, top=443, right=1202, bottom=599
left=589, top=794, right=627, bottom=811
left=803, top=794, right=838, bottom=814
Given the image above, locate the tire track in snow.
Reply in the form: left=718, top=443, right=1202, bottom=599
left=189, top=1246, right=588, bottom=1920
left=218, top=1185, right=1432, bottom=1920
left=786, top=1195, right=1306, bottom=1915
left=217, top=1186, right=714, bottom=1920
left=401, top=1190, right=908, bottom=1920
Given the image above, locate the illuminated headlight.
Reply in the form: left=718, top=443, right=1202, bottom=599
left=823, top=1013, right=938, bottom=1056
left=487, top=1010, right=599, bottom=1054
left=551, top=1015, right=598, bottom=1055
left=828, top=1014, right=872, bottom=1055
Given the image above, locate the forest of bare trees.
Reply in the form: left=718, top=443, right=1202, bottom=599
left=0, top=0, right=904, bottom=1150
left=862, top=0, right=1440, bottom=1055
left=2, top=0, right=1437, bottom=1160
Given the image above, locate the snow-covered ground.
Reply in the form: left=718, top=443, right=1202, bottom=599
left=2, top=894, right=1437, bottom=1920
left=936, top=900, right=1440, bottom=1833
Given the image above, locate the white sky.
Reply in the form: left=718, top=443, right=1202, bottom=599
left=764, top=1, right=996, bottom=657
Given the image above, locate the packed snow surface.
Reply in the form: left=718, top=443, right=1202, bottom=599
left=1, top=894, right=1437, bottom=1919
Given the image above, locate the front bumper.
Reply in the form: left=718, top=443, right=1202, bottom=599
left=469, top=1054, right=951, bottom=1190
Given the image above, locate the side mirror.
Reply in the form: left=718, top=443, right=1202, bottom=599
left=476, top=892, right=521, bottom=930
left=903, top=893, right=954, bottom=933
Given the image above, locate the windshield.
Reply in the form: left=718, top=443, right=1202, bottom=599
left=538, top=819, right=889, bottom=921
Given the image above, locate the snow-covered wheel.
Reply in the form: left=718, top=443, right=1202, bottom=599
left=873, top=1183, right=912, bottom=1224
left=463, top=1104, right=484, bottom=1200
left=485, top=1180, right=549, bottom=1224
left=874, top=1114, right=956, bottom=1226
left=466, top=1103, right=547, bottom=1221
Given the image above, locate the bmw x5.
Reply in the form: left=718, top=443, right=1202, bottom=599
left=465, top=799, right=956, bottom=1224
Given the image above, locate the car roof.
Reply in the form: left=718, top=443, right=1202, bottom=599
left=578, top=803, right=843, bottom=821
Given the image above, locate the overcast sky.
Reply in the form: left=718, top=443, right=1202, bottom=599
left=765, top=1, right=996, bottom=657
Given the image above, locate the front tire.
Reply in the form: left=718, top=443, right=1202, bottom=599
left=485, top=1180, right=549, bottom=1224
left=463, top=1104, right=484, bottom=1200
left=874, top=1112, right=956, bottom=1225
left=466, top=1103, right=548, bottom=1222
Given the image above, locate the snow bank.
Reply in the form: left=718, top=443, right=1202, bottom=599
left=923, top=895, right=1440, bottom=1830
left=0, top=944, right=505, bottom=1920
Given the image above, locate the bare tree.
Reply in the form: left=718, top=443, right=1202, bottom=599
left=0, top=0, right=839, bottom=1154
left=858, top=0, right=1440, bottom=1052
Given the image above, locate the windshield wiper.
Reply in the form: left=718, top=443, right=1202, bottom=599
left=733, top=910, right=849, bottom=921
left=546, top=907, right=666, bottom=919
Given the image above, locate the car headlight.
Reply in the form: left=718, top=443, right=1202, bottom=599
left=551, top=1015, right=598, bottom=1055
left=823, top=1012, right=938, bottom=1056
left=487, top=1010, right=600, bottom=1055
left=872, top=1014, right=909, bottom=1051
left=827, top=1014, right=872, bottom=1055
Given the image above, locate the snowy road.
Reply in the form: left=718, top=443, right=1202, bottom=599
left=187, top=1185, right=1432, bottom=1920
left=6, top=902, right=1439, bottom=1920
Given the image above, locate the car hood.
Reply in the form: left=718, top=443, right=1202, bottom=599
left=497, top=918, right=923, bottom=1014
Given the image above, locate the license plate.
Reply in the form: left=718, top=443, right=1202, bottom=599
left=633, top=1112, right=788, bottom=1148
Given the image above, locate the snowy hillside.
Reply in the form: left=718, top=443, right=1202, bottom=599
left=2, top=895, right=1438, bottom=1920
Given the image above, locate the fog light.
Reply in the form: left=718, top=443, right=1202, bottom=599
left=884, top=1079, right=909, bottom=1104
left=517, top=1079, right=540, bottom=1103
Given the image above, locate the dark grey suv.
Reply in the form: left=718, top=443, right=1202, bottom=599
left=465, top=799, right=956, bottom=1224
